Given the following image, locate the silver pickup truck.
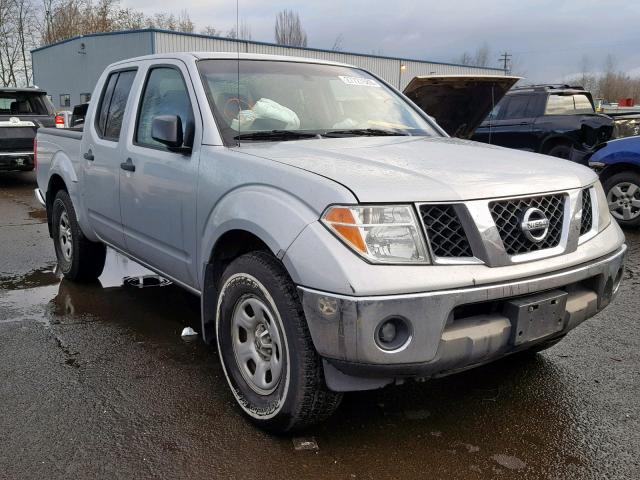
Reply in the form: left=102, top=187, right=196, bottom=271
left=35, top=52, right=626, bottom=432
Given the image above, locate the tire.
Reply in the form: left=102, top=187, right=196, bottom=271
left=546, top=143, right=572, bottom=159
left=51, top=190, right=106, bottom=281
left=215, top=251, right=342, bottom=433
left=603, top=171, right=640, bottom=228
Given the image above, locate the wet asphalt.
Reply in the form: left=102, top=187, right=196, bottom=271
left=0, top=172, right=638, bottom=480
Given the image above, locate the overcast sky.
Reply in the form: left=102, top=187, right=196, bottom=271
left=122, top=0, right=640, bottom=83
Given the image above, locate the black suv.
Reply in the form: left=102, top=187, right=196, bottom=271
left=0, top=87, right=56, bottom=172
left=471, top=84, right=614, bottom=159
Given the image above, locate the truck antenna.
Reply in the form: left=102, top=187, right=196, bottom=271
left=236, top=0, right=241, bottom=146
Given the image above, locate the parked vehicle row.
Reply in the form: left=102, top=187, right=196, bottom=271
left=35, top=52, right=626, bottom=432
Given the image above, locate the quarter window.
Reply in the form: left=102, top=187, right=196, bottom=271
left=95, top=70, right=136, bottom=141
left=135, top=67, right=194, bottom=149
left=545, top=94, right=595, bottom=115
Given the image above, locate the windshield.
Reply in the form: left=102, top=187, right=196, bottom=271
left=0, top=92, right=53, bottom=116
left=545, top=93, right=595, bottom=115
left=197, top=59, right=438, bottom=143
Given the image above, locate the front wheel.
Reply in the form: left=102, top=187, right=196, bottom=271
left=51, top=190, right=106, bottom=281
left=603, top=171, right=640, bottom=228
left=215, top=251, right=342, bottom=433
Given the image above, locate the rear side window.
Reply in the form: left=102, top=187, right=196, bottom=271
left=135, top=67, right=194, bottom=150
left=545, top=94, right=595, bottom=115
left=501, top=95, right=531, bottom=120
left=95, top=70, right=136, bottom=141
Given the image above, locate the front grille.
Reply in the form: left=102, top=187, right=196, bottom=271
left=490, top=194, right=565, bottom=255
left=580, top=188, right=593, bottom=235
left=419, top=204, right=473, bottom=257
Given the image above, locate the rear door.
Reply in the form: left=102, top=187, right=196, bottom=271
left=119, top=61, right=201, bottom=288
left=83, top=69, right=137, bottom=248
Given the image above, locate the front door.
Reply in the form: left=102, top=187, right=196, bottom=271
left=83, top=69, right=137, bottom=248
left=119, top=62, right=201, bottom=288
left=487, top=94, right=536, bottom=151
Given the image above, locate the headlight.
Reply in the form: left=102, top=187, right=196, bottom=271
left=594, top=181, right=612, bottom=231
left=321, top=205, right=429, bottom=264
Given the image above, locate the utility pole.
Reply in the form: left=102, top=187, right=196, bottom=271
left=498, top=52, right=512, bottom=74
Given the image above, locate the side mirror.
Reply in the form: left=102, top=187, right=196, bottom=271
left=152, top=115, right=184, bottom=149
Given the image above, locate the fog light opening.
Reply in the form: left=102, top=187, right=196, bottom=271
left=375, top=317, right=411, bottom=351
left=613, top=268, right=624, bottom=295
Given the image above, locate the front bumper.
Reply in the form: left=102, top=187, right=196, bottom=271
left=299, top=244, right=626, bottom=386
left=0, top=152, right=34, bottom=171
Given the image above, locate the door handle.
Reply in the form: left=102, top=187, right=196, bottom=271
left=83, top=149, right=94, bottom=161
left=120, top=158, right=135, bottom=172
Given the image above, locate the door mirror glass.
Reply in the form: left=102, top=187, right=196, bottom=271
left=151, top=115, right=183, bottom=148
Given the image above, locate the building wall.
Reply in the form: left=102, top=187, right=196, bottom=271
left=32, top=31, right=153, bottom=109
left=32, top=28, right=503, bottom=109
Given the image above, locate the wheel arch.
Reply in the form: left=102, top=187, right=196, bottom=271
left=200, top=228, right=287, bottom=344
left=599, top=162, right=640, bottom=183
left=539, top=134, right=576, bottom=154
left=45, top=174, right=68, bottom=237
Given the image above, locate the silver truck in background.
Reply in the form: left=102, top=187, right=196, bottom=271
left=35, top=52, right=626, bottom=432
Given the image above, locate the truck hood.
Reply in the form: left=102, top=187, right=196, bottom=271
left=237, top=136, right=597, bottom=202
left=403, top=75, right=520, bottom=138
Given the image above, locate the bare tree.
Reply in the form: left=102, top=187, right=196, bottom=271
left=330, top=34, right=343, bottom=52
left=201, top=25, right=220, bottom=36
left=458, top=42, right=491, bottom=67
left=274, top=9, right=307, bottom=47
left=227, top=17, right=251, bottom=40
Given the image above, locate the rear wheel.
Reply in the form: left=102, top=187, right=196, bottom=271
left=603, top=171, right=640, bottom=228
left=546, top=143, right=572, bottom=159
left=51, top=190, right=106, bottom=281
left=215, top=251, right=342, bottom=433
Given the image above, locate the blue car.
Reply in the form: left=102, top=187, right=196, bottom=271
left=587, top=135, right=640, bottom=228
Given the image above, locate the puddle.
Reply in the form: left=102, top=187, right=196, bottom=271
left=0, top=263, right=59, bottom=290
left=0, top=249, right=185, bottom=329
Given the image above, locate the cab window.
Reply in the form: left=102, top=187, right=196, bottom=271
left=135, top=67, right=194, bottom=150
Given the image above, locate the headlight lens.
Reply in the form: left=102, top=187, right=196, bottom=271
left=321, top=205, right=429, bottom=264
left=594, top=181, right=612, bottom=231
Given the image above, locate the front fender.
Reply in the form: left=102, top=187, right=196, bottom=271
left=199, top=184, right=322, bottom=285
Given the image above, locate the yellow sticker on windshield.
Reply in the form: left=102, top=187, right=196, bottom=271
left=338, top=76, right=381, bottom=87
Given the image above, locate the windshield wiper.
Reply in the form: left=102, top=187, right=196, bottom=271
left=322, top=128, right=410, bottom=137
left=234, top=130, right=320, bottom=141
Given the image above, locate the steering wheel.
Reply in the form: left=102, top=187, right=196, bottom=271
left=223, top=97, right=252, bottom=124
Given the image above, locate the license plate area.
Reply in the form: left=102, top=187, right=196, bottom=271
left=503, top=290, right=568, bottom=346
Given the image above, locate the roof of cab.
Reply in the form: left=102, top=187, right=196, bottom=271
left=110, top=52, right=355, bottom=69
